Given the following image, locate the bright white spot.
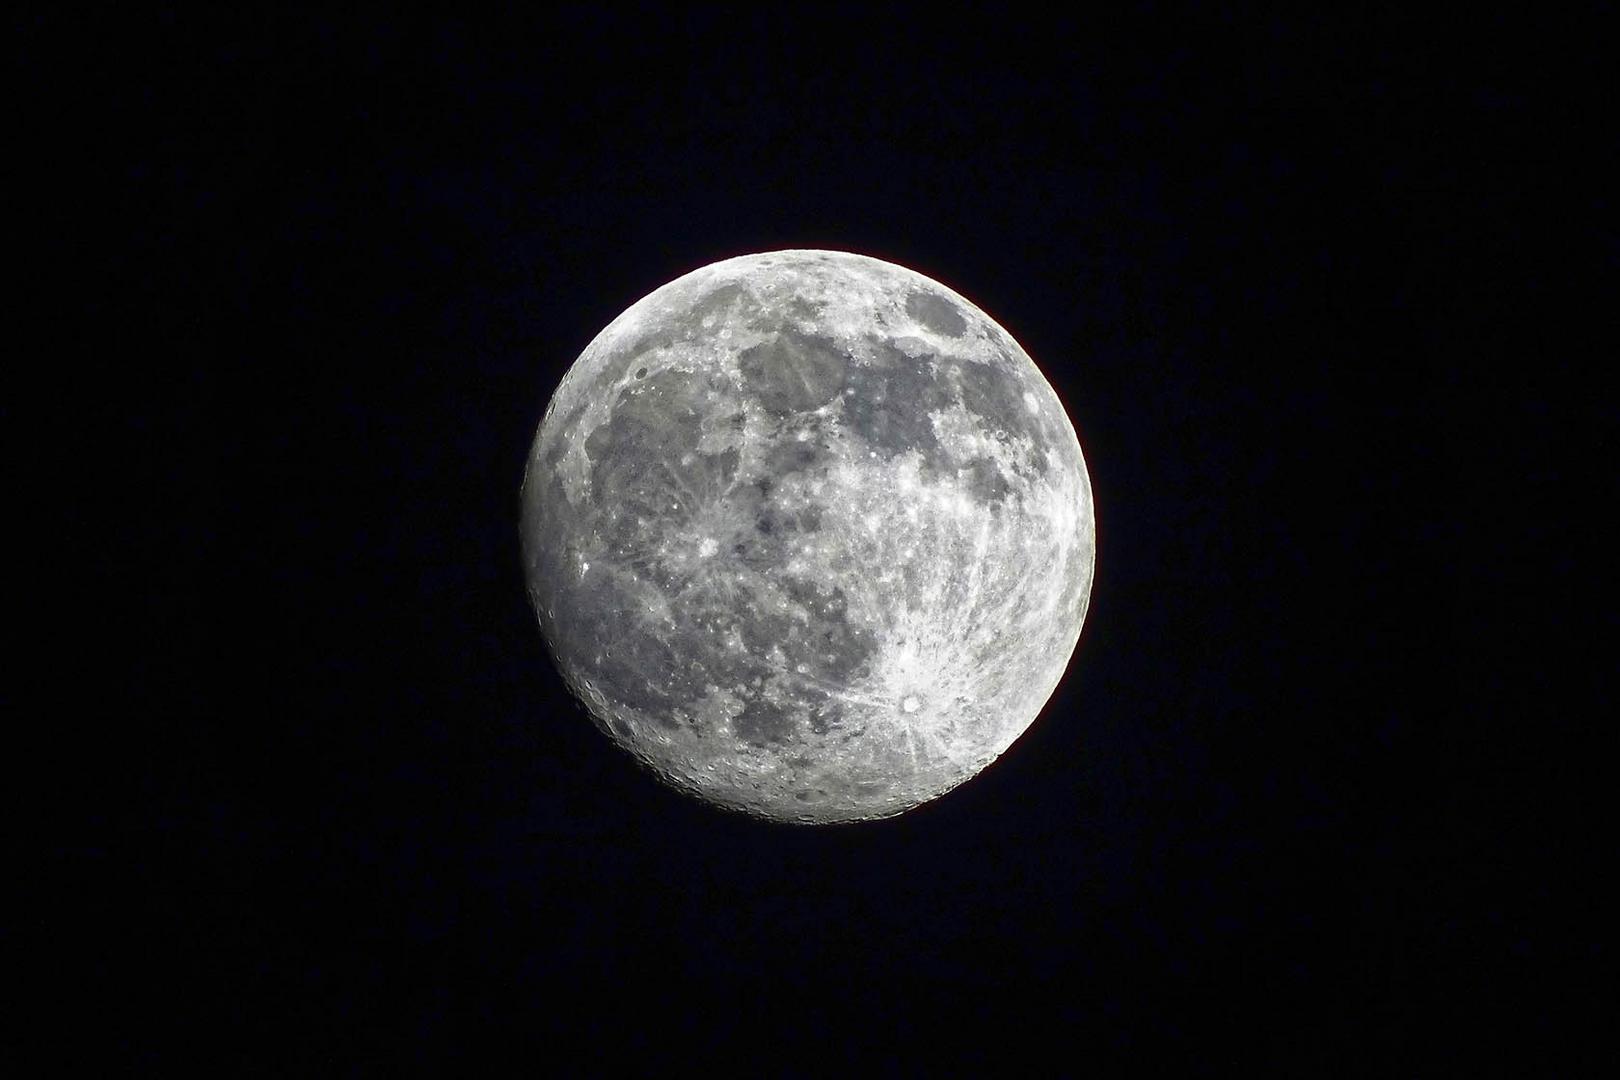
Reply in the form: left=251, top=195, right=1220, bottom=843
left=902, top=695, right=920, bottom=713
left=699, top=537, right=718, bottom=558
left=1023, top=391, right=1039, bottom=413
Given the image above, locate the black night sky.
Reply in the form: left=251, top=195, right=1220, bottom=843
left=69, top=8, right=1603, bottom=1073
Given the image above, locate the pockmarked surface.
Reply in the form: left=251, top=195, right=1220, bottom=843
left=521, top=251, right=1094, bottom=823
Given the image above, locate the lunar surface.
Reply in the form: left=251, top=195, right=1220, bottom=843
left=520, top=250, right=1094, bottom=823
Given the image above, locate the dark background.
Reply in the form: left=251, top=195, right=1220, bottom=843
left=61, top=7, right=1604, bottom=1073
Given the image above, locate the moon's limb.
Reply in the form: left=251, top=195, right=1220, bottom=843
left=521, top=250, right=1094, bottom=823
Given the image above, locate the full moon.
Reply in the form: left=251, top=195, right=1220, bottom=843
left=520, top=251, right=1095, bottom=823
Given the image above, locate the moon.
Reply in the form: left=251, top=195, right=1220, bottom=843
left=520, top=250, right=1095, bottom=824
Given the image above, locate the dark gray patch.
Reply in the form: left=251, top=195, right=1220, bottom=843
left=552, top=574, right=687, bottom=725
left=779, top=578, right=875, bottom=685
left=739, top=331, right=848, bottom=416
left=609, top=284, right=751, bottom=377
left=788, top=686, right=841, bottom=736
left=585, top=370, right=744, bottom=576
left=733, top=697, right=796, bottom=746
left=962, top=457, right=1011, bottom=503
left=763, top=438, right=832, bottom=477
left=668, top=606, right=775, bottom=700
left=585, top=370, right=699, bottom=461
left=540, top=399, right=588, bottom=473
left=786, top=296, right=823, bottom=321
left=806, top=703, right=841, bottom=736
left=533, top=351, right=880, bottom=761
left=842, top=345, right=954, bottom=464
left=726, top=510, right=782, bottom=574
left=683, top=282, right=747, bottom=330
left=686, top=571, right=876, bottom=697
left=756, top=502, right=823, bottom=535
left=782, top=576, right=849, bottom=619
left=954, top=360, right=1049, bottom=475
left=611, top=321, right=682, bottom=377
left=905, top=291, right=967, bottom=337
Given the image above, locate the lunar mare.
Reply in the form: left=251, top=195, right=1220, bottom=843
left=520, top=250, right=1094, bottom=823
